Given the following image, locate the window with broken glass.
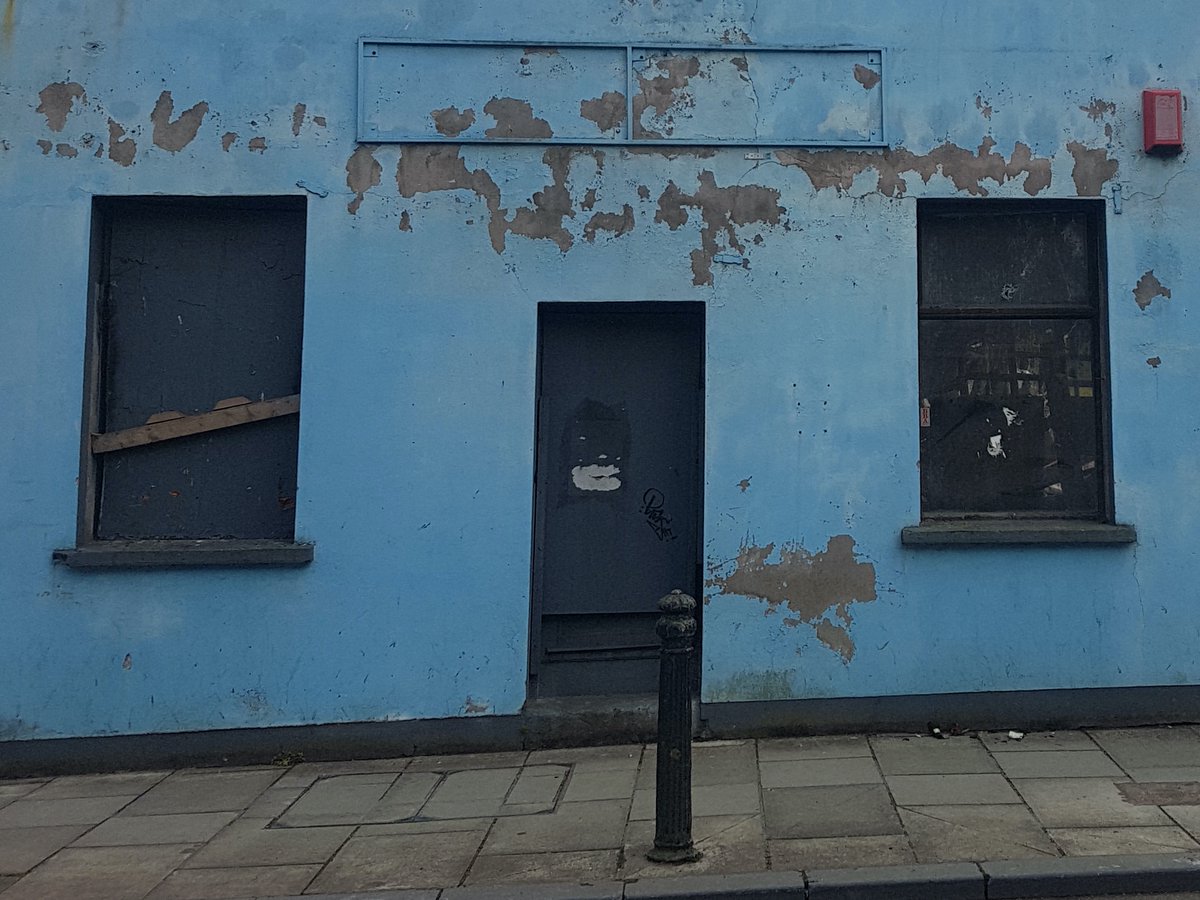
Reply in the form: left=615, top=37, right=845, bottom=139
left=917, top=200, right=1112, bottom=519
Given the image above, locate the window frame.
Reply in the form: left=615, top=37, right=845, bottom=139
left=904, top=198, right=1133, bottom=546
left=55, top=195, right=314, bottom=568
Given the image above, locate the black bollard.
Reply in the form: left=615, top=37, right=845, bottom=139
left=647, top=589, right=702, bottom=863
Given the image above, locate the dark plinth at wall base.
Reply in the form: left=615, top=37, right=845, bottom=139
left=982, top=853, right=1200, bottom=898
left=5, top=685, right=1200, bottom=779
left=901, top=519, right=1136, bottom=545
left=53, top=539, right=314, bottom=568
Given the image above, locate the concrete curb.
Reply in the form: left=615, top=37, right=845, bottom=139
left=275, top=852, right=1200, bottom=900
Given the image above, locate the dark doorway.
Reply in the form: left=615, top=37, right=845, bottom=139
left=530, top=303, right=704, bottom=698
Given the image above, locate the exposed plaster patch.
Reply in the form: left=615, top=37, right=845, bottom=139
left=37, top=82, right=86, bottom=132
left=580, top=188, right=600, bottom=211
left=221, top=131, right=237, bottom=151
left=121, top=653, right=132, bottom=670
left=36, top=138, right=51, bottom=154
left=345, top=144, right=382, bottom=215
left=398, top=210, right=412, bottom=232
left=1133, top=270, right=1171, bottom=310
left=291, top=102, right=306, bottom=137
left=777, top=138, right=1052, bottom=198
left=484, top=97, right=552, bottom=139
left=1081, top=98, right=1117, bottom=121
left=507, top=147, right=575, bottom=251
left=247, top=136, right=267, bottom=153
left=150, top=91, right=209, bottom=152
left=55, top=143, right=77, bottom=158
left=583, top=204, right=635, bottom=242
left=737, top=477, right=751, bottom=492
left=623, top=146, right=717, bottom=160
left=312, top=115, right=327, bottom=127
left=708, top=534, right=877, bottom=663
left=975, top=95, right=993, bottom=120
left=580, top=91, right=627, bottom=133
left=1147, top=356, right=1162, bottom=368
left=637, top=185, right=651, bottom=200
left=432, top=105, right=476, bottom=137
left=633, top=55, right=700, bottom=139
left=397, top=145, right=505, bottom=251
left=853, top=64, right=881, bottom=90
left=719, top=26, right=752, bottom=45
left=654, top=171, right=783, bottom=285
left=106, top=119, right=135, bottom=166
left=1066, top=141, right=1118, bottom=196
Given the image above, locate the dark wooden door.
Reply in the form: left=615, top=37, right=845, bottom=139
left=531, top=304, right=703, bottom=697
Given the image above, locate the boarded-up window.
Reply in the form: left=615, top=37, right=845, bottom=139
left=84, top=197, right=306, bottom=543
left=917, top=200, right=1111, bottom=518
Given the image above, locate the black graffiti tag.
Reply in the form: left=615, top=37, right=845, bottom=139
left=640, top=488, right=676, bottom=542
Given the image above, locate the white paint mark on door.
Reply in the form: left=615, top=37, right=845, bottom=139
left=572, top=464, right=621, bottom=491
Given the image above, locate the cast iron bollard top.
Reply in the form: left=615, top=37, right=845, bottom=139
left=656, top=590, right=697, bottom=648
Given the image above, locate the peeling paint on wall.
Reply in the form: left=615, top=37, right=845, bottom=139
left=483, top=97, right=552, bottom=139
left=975, top=95, right=993, bottom=119
left=708, top=535, right=877, bottom=662
left=853, top=63, right=881, bottom=90
left=398, top=210, right=412, bottom=232
left=1133, top=270, right=1171, bottom=310
left=35, top=138, right=51, bottom=154
left=346, top=144, right=382, bottom=214
left=432, top=105, right=476, bottom=137
left=55, top=142, right=77, bottom=158
left=583, top=203, right=634, bottom=242
left=1147, top=356, right=1162, bottom=368
left=1080, top=98, right=1117, bottom=121
left=247, top=136, right=267, bottom=153
left=36, top=82, right=86, bottom=132
left=221, top=131, right=237, bottom=151
left=778, top=138, right=1052, bottom=198
left=654, top=171, right=783, bottom=285
left=579, top=90, right=626, bottom=133
left=1066, top=141, right=1118, bottom=196
left=291, top=102, right=306, bottom=137
left=106, top=118, right=135, bottom=166
left=149, top=91, right=209, bottom=152
left=633, top=55, right=700, bottom=139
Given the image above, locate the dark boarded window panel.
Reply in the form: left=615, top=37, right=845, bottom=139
left=919, top=319, right=1099, bottom=515
left=919, top=209, right=1093, bottom=309
left=95, top=197, right=305, bottom=541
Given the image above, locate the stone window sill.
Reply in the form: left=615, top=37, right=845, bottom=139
left=53, top=540, right=314, bottom=568
left=901, top=520, right=1136, bottom=546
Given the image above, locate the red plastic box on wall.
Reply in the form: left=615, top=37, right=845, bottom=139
left=1143, top=89, right=1183, bottom=155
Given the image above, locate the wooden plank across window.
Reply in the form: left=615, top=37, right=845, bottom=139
left=91, top=394, right=300, bottom=454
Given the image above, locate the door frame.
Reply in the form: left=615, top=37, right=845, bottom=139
left=527, top=301, right=706, bottom=700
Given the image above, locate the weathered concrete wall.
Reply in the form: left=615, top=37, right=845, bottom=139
left=1, top=1, right=1197, bottom=739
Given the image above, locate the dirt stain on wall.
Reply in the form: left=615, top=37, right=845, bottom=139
left=37, top=82, right=86, bottom=132
left=432, top=106, right=476, bottom=137
left=778, top=138, right=1052, bottom=198
left=708, top=535, right=877, bottom=662
left=655, top=171, right=783, bottom=285
left=150, top=91, right=209, bottom=152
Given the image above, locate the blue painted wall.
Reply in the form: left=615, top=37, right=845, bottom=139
left=1, top=1, right=1197, bottom=740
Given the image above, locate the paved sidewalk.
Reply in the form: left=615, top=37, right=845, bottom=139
left=4, top=726, right=1200, bottom=898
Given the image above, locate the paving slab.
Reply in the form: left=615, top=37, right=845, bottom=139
left=980, top=730, right=1099, bottom=753
left=22, top=772, right=168, bottom=800
left=405, top=751, right=529, bottom=773
left=1014, top=777, right=1173, bottom=827
left=307, top=829, right=488, bottom=892
left=807, top=861, right=983, bottom=899
left=1087, top=727, right=1200, bottom=769
left=0, top=843, right=197, bottom=900
left=358, top=817, right=494, bottom=836
left=507, top=766, right=569, bottom=805
left=767, top=834, right=914, bottom=870
left=1128, top=767, right=1200, bottom=783
left=241, top=784, right=306, bottom=819
left=284, top=758, right=410, bottom=779
left=119, top=769, right=280, bottom=816
left=760, top=757, right=881, bottom=789
left=561, top=766, right=637, bottom=802
left=992, top=750, right=1125, bottom=779
left=982, top=851, right=1200, bottom=898
left=1048, top=825, right=1200, bottom=856
left=622, top=814, right=766, bottom=879
left=885, top=773, right=1020, bottom=806
left=465, top=849, right=618, bottom=884
left=1166, top=805, right=1200, bottom=840
left=0, top=824, right=90, bottom=874
left=638, top=745, right=758, bottom=789
left=525, top=744, right=642, bottom=770
left=630, top=781, right=760, bottom=820
left=623, top=871, right=806, bottom=899
left=762, top=784, right=902, bottom=839
left=897, top=804, right=1058, bottom=863
left=181, top=818, right=353, bottom=867
left=0, top=794, right=137, bottom=828
left=275, top=773, right=396, bottom=826
left=445, top=883, right=622, bottom=900
left=757, top=736, right=872, bottom=761
left=870, top=734, right=997, bottom=775
left=0, top=874, right=17, bottom=892
left=72, top=810, right=237, bottom=846
left=483, top=798, right=628, bottom=853
left=145, top=863, right=320, bottom=899
left=369, top=771, right=442, bottom=821
left=267, top=891, right=440, bottom=900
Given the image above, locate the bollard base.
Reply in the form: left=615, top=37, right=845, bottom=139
left=646, top=844, right=703, bottom=864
